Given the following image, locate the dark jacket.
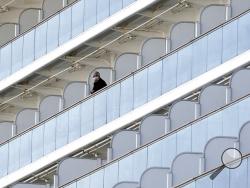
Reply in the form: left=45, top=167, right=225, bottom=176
left=91, top=78, right=107, bottom=94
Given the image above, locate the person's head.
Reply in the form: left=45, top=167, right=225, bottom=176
left=93, top=71, right=100, bottom=82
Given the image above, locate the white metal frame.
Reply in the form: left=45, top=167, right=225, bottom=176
left=1, top=49, right=250, bottom=187
left=0, top=0, right=159, bottom=93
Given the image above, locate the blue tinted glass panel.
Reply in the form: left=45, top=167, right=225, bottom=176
left=59, top=7, right=72, bottom=45
left=120, top=77, right=133, bottom=115
left=207, top=112, right=223, bottom=140
left=77, top=176, right=90, bottom=188
left=222, top=20, right=238, bottom=62
left=196, top=176, right=212, bottom=188
left=222, top=104, right=239, bottom=137
left=66, top=182, right=77, bottom=188
left=132, top=148, right=147, bottom=181
left=32, top=125, right=44, bottom=161
left=207, top=28, right=222, bottom=70
left=0, top=44, right=11, bottom=79
left=238, top=98, right=250, bottom=126
left=47, top=15, right=59, bottom=51
left=148, top=140, right=163, bottom=167
left=148, top=61, right=162, bottom=101
left=104, top=162, right=119, bottom=188
left=35, top=22, right=47, bottom=59
left=191, top=119, right=208, bottom=152
left=44, top=119, right=56, bottom=155
left=8, top=138, right=20, bottom=173
left=162, top=134, right=177, bottom=167
left=237, top=12, right=250, bottom=54
left=162, top=53, right=177, bottom=93
left=94, top=91, right=107, bottom=129
left=84, top=0, right=97, bottom=30
left=107, top=84, right=120, bottom=122
left=97, top=0, right=110, bottom=22
left=23, top=30, right=35, bottom=66
left=56, top=112, right=69, bottom=149
left=123, top=0, right=135, bottom=7
left=19, top=132, right=32, bottom=167
left=72, top=0, right=84, bottom=37
left=230, top=160, right=248, bottom=188
left=177, top=45, right=192, bottom=86
left=134, top=68, right=148, bottom=108
left=0, top=144, right=8, bottom=177
left=118, top=154, right=133, bottom=181
left=192, top=37, right=207, bottom=77
left=81, top=98, right=94, bottom=135
left=68, top=105, right=81, bottom=142
left=90, top=169, right=104, bottom=188
left=213, top=168, right=229, bottom=188
left=176, top=126, right=191, bottom=154
left=11, top=37, right=23, bottom=73
left=110, top=0, right=122, bottom=14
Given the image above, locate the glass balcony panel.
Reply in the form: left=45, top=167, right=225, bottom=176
left=47, top=15, right=59, bottom=52
left=8, top=138, right=20, bottom=173
left=110, top=0, right=122, bottom=14
left=23, top=30, right=35, bottom=66
left=207, top=28, right=223, bottom=70
left=68, top=105, right=81, bottom=142
left=35, top=22, right=47, bottom=59
left=134, top=68, right=148, bottom=108
left=107, top=84, right=120, bottom=122
left=32, top=125, right=44, bottom=161
left=162, top=53, right=177, bottom=93
left=84, top=0, right=97, bottom=30
left=19, top=132, right=32, bottom=167
left=123, top=0, right=136, bottom=7
left=44, top=119, right=56, bottom=155
left=148, top=60, right=163, bottom=101
left=237, top=12, right=250, bottom=54
left=176, top=126, right=192, bottom=154
left=94, top=91, right=107, bottom=129
left=59, top=7, right=72, bottom=45
left=72, top=0, right=84, bottom=37
left=177, top=44, right=192, bottom=86
left=192, top=37, right=207, bottom=78
left=104, top=162, right=119, bottom=188
left=222, top=20, right=238, bottom=62
left=81, top=98, right=94, bottom=135
left=11, top=37, right=23, bottom=73
left=0, top=44, right=11, bottom=79
left=56, top=112, right=69, bottom=149
left=97, top=0, right=110, bottom=22
left=120, top=77, right=134, bottom=116
left=0, top=144, right=8, bottom=177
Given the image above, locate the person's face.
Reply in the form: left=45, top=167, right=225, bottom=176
left=93, top=76, right=100, bottom=82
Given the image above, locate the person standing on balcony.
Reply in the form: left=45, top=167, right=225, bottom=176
left=90, top=71, right=107, bottom=94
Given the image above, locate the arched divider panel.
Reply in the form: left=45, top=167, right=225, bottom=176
left=115, top=53, right=139, bottom=81
left=200, top=5, right=226, bottom=34
left=39, top=95, right=63, bottom=121
left=170, top=22, right=195, bottom=50
left=199, top=85, right=231, bottom=116
left=0, top=23, right=18, bottom=46
left=15, top=109, right=38, bottom=134
left=19, top=9, right=42, bottom=33
left=230, top=69, right=250, bottom=101
left=140, top=38, right=166, bottom=66
left=57, top=158, right=102, bottom=186
left=63, top=81, right=88, bottom=108
left=204, top=136, right=238, bottom=171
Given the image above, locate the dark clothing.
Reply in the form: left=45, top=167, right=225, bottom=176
left=91, top=78, right=107, bottom=94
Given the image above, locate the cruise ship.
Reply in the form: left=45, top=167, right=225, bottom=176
left=0, top=0, right=250, bottom=187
